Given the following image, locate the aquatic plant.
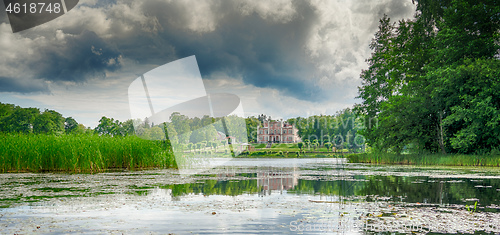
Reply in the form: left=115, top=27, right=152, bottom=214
left=347, top=153, right=500, bottom=167
left=466, top=201, right=478, bottom=214
left=0, top=133, right=175, bottom=173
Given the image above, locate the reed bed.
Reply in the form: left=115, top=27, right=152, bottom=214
left=0, top=133, right=175, bottom=173
left=347, top=153, right=500, bottom=167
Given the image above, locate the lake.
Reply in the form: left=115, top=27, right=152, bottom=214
left=1, top=158, right=499, bottom=234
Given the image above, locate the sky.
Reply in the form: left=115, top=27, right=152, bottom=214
left=0, top=0, right=416, bottom=128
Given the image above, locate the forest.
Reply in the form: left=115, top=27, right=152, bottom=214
left=0, top=102, right=361, bottom=149
left=355, top=0, right=500, bottom=155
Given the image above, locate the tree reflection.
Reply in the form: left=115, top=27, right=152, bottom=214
left=153, top=169, right=499, bottom=208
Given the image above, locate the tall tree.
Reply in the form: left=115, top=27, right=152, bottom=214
left=170, top=112, right=191, bottom=143
left=245, top=116, right=260, bottom=143
left=64, top=117, right=79, bottom=134
left=356, top=0, right=500, bottom=154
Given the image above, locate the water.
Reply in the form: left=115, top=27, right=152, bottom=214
left=1, top=158, right=499, bottom=234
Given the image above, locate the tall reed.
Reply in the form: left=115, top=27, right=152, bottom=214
left=347, top=153, right=500, bottom=167
left=0, top=133, right=175, bottom=173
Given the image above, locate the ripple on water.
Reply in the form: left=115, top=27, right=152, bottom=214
left=0, top=158, right=499, bottom=234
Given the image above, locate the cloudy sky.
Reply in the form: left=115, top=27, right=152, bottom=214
left=0, top=0, right=416, bottom=127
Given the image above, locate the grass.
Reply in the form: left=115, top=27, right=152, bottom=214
left=250, top=143, right=352, bottom=153
left=347, top=152, right=500, bottom=167
left=237, top=149, right=343, bottom=158
left=0, top=133, right=176, bottom=173
left=251, top=143, right=267, bottom=148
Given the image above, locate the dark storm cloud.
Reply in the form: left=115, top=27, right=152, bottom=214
left=351, top=0, right=417, bottom=29
left=111, top=0, right=416, bottom=102
left=0, top=2, right=8, bottom=24
left=191, top=12, right=318, bottom=100
left=0, top=0, right=416, bottom=101
left=0, top=76, right=48, bottom=93
left=34, top=30, right=122, bottom=82
left=114, top=0, right=322, bottom=101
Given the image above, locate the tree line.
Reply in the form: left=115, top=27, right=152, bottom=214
left=243, top=109, right=365, bottom=152
left=1, top=102, right=364, bottom=152
left=0, top=102, right=87, bottom=134
left=355, top=0, right=500, bottom=154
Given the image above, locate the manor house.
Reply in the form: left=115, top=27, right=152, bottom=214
left=257, top=120, right=301, bottom=143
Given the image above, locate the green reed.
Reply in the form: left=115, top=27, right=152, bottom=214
left=347, top=153, right=500, bottom=167
left=0, top=133, right=176, bottom=173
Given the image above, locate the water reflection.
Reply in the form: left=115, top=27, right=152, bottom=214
left=1, top=159, right=499, bottom=234
left=135, top=165, right=500, bottom=212
left=257, top=169, right=299, bottom=196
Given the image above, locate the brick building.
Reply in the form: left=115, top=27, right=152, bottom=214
left=257, top=120, right=301, bottom=143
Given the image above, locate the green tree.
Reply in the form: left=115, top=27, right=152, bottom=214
left=312, top=139, right=318, bottom=151
left=149, top=126, right=166, bottom=140
left=190, top=128, right=205, bottom=143
left=324, top=142, right=332, bottom=152
left=33, top=110, right=64, bottom=134
left=211, top=141, right=218, bottom=151
left=356, top=0, right=500, bottom=154
left=0, top=103, right=15, bottom=132
left=245, top=116, right=260, bottom=143
left=3, top=106, right=39, bottom=133
left=298, top=142, right=304, bottom=151
left=121, top=119, right=135, bottom=136
left=170, top=112, right=191, bottom=143
left=163, top=122, right=178, bottom=145
left=95, top=116, right=122, bottom=136
left=64, top=117, right=79, bottom=134
left=304, top=139, right=311, bottom=150
left=75, top=124, right=88, bottom=134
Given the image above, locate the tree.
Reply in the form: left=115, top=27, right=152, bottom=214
left=149, top=126, right=166, bottom=140
left=204, top=125, right=217, bottom=143
left=170, top=112, right=191, bottom=143
left=163, top=122, right=178, bottom=145
left=211, top=141, right=218, bottom=151
left=33, top=110, right=64, bottom=134
left=95, top=116, right=122, bottom=136
left=355, top=15, right=399, bottom=152
left=324, top=142, right=332, bottom=152
left=312, top=139, right=318, bottom=151
left=298, top=142, right=304, bottom=151
left=304, top=139, right=311, bottom=150
left=121, top=119, right=135, bottom=136
left=356, top=0, right=500, bottom=154
left=433, top=59, right=500, bottom=153
left=190, top=128, right=205, bottom=143
left=245, top=116, right=260, bottom=143
left=65, top=117, right=79, bottom=134
left=3, top=106, right=39, bottom=133
left=0, top=103, right=15, bottom=132
left=75, top=124, right=88, bottom=134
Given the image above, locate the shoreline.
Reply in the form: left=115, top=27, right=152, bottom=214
left=346, top=153, right=500, bottom=167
